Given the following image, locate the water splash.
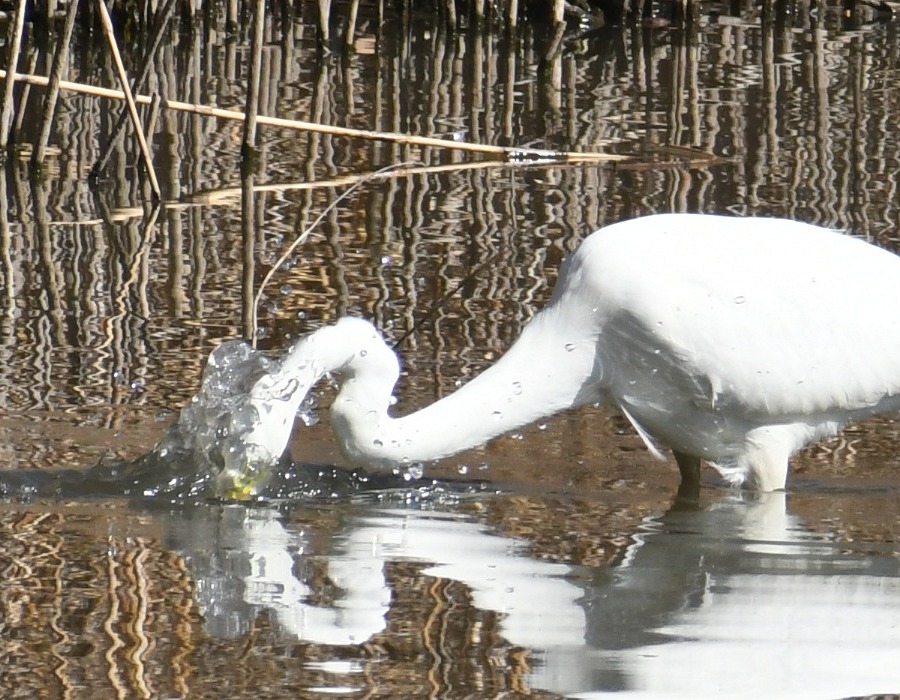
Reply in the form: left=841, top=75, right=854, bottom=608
left=146, top=340, right=291, bottom=498
left=0, top=340, right=302, bottom=503
left=0, top=338, right=492, bottom=505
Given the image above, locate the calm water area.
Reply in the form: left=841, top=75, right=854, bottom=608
left=1, top=2, right=900, bottom=697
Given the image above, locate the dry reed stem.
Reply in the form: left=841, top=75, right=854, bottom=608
left=180, top=158, right=577, bottom=206
left=0, top=0, right=27, bottom=149
left=0, top=68, right=630, bottom=164
left=95, top=0, right=161, bottom=200
left=177, top=150, right=720, bottom=209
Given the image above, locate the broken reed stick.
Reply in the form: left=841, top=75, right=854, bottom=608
left=0, top=68, right=630, bottom=164
left=95, top=0, right=162, bottom=200
left=91, top=0, right=178, bottom=179
left=181, top=158, right=582, bottom=207
left=174, top=144, right=720, bottom=210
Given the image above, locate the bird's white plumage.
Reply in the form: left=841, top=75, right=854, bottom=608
left=580, top=215, right=900, bottom=415
left=241, top=213, right=900, bottom=492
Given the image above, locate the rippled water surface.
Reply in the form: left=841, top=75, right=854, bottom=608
left=2, top=3, right=900, bottom=698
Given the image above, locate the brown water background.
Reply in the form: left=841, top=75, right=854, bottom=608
left=1, top=3, right=899, bottom=698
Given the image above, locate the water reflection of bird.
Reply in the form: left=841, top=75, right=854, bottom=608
left=245, top=213, right=900, bottom=493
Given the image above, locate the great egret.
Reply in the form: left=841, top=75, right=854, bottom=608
left=240, top=213, right=900, bottom=493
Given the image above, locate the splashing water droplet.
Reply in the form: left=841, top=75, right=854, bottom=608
left=298, top=393, right=319, bottom=427
left=403, top=463, right=424, bottom=481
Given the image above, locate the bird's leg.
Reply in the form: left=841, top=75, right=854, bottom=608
left=673, top=450, right=701, bottom=504
left=674, top=450, right=701, bottom=484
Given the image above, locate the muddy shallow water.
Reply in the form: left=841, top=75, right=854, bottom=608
left=2, top=3, right=900, bottom=698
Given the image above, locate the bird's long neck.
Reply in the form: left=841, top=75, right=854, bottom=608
left=327, top=312, right=601, bottom=467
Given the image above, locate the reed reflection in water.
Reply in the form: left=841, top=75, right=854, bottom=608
left=2, top=5, right=900, bottom=698
left=2, top=489, right=898, bottom=697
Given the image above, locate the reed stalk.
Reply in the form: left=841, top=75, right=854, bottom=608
left=0, top=68, right=628, bottom=164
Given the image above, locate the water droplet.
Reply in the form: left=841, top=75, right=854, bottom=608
left=359, top=349, right=368, bottom=357
left=280, top=283, right=292, bottom=295
left=478, top=462, right=490, bottom=471
left=457, top=464, right=469, bottom=475
left=389, top=395, right=398, bottom=406
left=492, top=410, right=503, bottom=419
left=564, top=343, right=576, bottom=352
left=538, top=423, right=547, bottom=431
left=373, top=439, right=384, bottom=447
left=511, top=381, right=523, bottom=395
left=380, top=254, right=392, bottom=266
left=734, top=295, right=746, bottom=304
left=402, top=463, right=424, bottom=481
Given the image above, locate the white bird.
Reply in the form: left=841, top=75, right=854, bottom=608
left=240, top=213, right=900, bottom=494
